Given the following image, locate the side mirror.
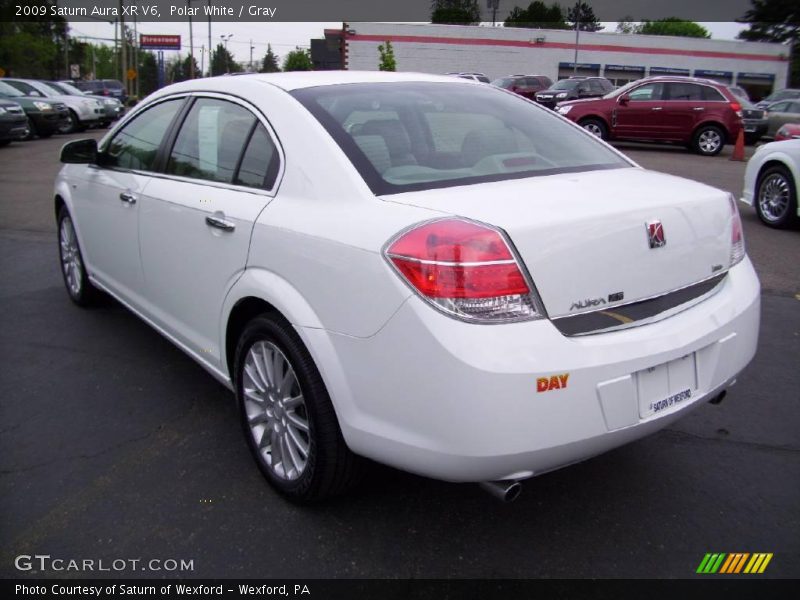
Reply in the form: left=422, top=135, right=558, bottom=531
left=60, top=138, right=98, bottom=164
left=618, top=94, right=630, bottom=106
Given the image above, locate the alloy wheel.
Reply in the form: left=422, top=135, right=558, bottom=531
left=698, top=129, right=722, bottom=154
left=242, top=341, right=310, bottom=481
left=758, top=172, right=791, bottom=223
left=59, top=216, right=83, bottom=297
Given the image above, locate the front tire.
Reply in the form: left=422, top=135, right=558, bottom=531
left=58, top=110, right=79, bottom=134
left=235, top=315, right=362, bottom=503
left=692, top=125, right=725, bottom=156
left=755, top=165, right=798, bottom=228
left=579, top=118, right=607, bottom=140
left=57, top=206, right=99, bottom=306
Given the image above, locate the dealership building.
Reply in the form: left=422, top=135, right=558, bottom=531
left=311, top=22, right=790, bottom=100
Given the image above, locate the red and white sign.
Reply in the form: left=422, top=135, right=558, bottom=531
left=140, top=35, right=181, bottom=50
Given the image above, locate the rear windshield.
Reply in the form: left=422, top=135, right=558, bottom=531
left=292, top=82, right=630, bottom=195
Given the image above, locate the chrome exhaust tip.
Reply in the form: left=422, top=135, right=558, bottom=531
left=479, top=480, right=522, bottom=503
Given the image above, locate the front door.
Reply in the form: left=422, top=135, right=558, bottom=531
left=613, top=82, right=667, bottom=139
left=74, top=97, right=185, bottom=305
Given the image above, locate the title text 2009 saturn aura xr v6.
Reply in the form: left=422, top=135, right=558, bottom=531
left=55, top=72, right=760, bottom=503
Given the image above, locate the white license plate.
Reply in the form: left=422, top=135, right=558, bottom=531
left=636, top=354, right=697, bottom=418
left=744, top=126, right=756, bottom=132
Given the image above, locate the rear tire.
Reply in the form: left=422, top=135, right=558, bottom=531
left=755, top=165, right=798, bottom=229
left=235, top=314, right=363, bottom=503
left=579, top=118, right=607, bottom=140
left=692, top=125, right=725, bottom=156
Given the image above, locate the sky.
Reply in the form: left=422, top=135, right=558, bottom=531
left=65, top=21, right=750, bottom=67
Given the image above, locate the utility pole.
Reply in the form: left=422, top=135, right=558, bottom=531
left=249, top=39, right=254, bottom=72
left=119, top=1, right=127, bottom=94
left=113, top=18, right=119, bottom=80
left=134, top=14, right=139, bottom=98
left=188, top=0, right=195, bottom=78
left=220, top=34, right=233, bottom=73
left=573, top=1, right=580, bottom=75
left=207, top=0, right=212, bottom=76
left=64, top=27, right=69, bottom=79
left=200, top=45, right=205, bottom=78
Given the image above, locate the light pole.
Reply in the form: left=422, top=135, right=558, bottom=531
left=220, top=34, right=233, bottom=73
left=207, top=0, right=212, bottom=76
left=573, top=1, right=580, bottom=76
left=250, top=39, right=255, bottom=72
left=188, top=0, right=195, bottom=78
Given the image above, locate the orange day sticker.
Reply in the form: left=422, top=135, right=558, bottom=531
left=537, top=373, right=569, bottom=393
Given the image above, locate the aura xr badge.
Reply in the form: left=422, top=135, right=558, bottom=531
left=646, top=220, right=666, bottom=248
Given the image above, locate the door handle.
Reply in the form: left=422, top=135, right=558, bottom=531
left=651, top=107, right=662, bottom=111
left=119, top=192, right=136, bottom=204
left=693, top=107, right=705, bottom=111
left=205, top=215, right=236, bottom=232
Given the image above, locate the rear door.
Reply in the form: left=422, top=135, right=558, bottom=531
left=660, top=82, right=706, bottom=140
left=137, top=95, right=282, bottom=369
left=613, top=82, right=666, bottom=139
left=766, top=101, right=800, bottom=137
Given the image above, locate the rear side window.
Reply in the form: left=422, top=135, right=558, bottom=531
left=234, top=124, right=280, bottom=189
left=167, top=98, right=256, bottom=184
left=701, top=86, right=726, bottom=101
left=665, top=83, right=704, bottom=101
left=588, top=80, right=605, bottom=93
left=789, top=102, right=800, bottom=114
left=105, top=98, right=183, bottom=171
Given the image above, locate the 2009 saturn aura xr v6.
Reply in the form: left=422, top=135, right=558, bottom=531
left=55, top=72, right=760, bottom=502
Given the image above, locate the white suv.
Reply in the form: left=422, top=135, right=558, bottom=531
left=55, top=72, right=760, bottom=502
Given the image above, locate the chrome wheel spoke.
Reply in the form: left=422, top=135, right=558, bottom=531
left=243, top=340, right=310, bottom=481
left=59, top=217, right=82, bottom=296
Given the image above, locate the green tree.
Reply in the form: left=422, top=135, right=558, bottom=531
left=430, top=0, right=481, bottom=25
left=504, top=2, right=569, bottom=29
left=638, top=18, right=710, bottom=39
left=378, top=41, right=396, bottom=71
left=260, top=44, right=280, bottom=73
left=567, top=2, right=604, bottom=32
left=616, top=16, right=640, bottom=34
left=137, top=51, right=159, bottom=96
left=210, top=43, right=240, bottom=75
left=282, top=48, right=313, bottom=71
left=737, top=0, right=799, bottom=86
left=0, top=0, right=69, bottom=78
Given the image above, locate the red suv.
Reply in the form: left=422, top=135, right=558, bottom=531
left=555, top=76, right=743, bottom=156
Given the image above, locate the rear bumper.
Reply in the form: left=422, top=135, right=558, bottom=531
left=303, top=258, right=760, bottom=482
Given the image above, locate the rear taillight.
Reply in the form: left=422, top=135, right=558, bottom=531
left=385, top=218, right=543, bottom=323
left=729, top=194, right=745, bottom=266
left=730, top=102, right=743, bottom=119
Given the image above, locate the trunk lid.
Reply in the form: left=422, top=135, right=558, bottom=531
left=382, top=168, right=734, bottom=318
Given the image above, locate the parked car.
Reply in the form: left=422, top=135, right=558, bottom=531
left=556, top=76, right=744, bottom=156
left=755, top=88, right=800, bottom=109
left=446, top=72, right=490, bottom=83
left=0, top=80, right=68, bottom=139
left=491, top=74, right=553, bottom=100
left=535, top=76, right=614, bottom=109
left=0, top=99, right=29, bottom=146
left=51, top=80, right=124, bottom=127
left=741, top=139, right=799, bottom=228
left=728, top=86, right=752, bottom=102
left=55, top=72, right=759, bottom=502
left=2, top=78, right=104, bottom=133
left=775, top=123, right=800, bottom=141
left=736, top=95, right=768, bottom=145
left=71, top=79, right=128, bottom=104
left=762, top=99, right=800, bottom=140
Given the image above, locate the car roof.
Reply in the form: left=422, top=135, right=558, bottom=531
left=163, top=71, right=472, bottom=93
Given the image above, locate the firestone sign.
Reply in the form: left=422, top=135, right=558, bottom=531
left=139, top=35, right=181, bottom=50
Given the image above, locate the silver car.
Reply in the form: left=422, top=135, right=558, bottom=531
left=2, top=78, right=103, bottom=133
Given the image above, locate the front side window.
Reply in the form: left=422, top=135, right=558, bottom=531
left=628, top=83, right=664, bottom=101
left=104, top=98, right=183, bottom=171
left=768, top=101, right=790, bottom=112
left=292, top=82, right=630, bottom=195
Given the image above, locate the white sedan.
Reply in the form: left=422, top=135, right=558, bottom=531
left=741, top=139, right=800, bottom=228
left=55, top=72, right=760, bottom=503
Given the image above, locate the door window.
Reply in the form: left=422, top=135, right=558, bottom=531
left=665, top=83, right=704, bottom=101
left=104, top=98, right=184, bottom=171
left=167, top=98, right=257, bottom=184
left=768, top=102, right=790, bottom=112
left=628, top=83, right=664, bottom=101
left=234, top=124, right=280, bottom=189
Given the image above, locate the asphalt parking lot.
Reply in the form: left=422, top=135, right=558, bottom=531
left=0, top=132, right=798, bottom=579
